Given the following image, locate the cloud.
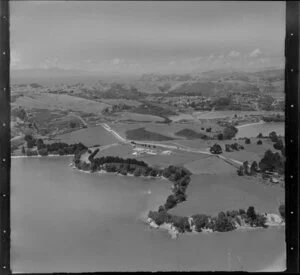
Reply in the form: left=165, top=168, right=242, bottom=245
left=249, top=48, right=262, bottom=58
left=11, top=50, right=21, bottom=68
left=228, top=50, right=241, bottom=58
left=258, top=58, right=269, bottom=64
left=169, top=60, right=176, bottom=66
left=207, top=54, right=215, bottom=61
left=43, top=57, right=59, bottom=69
left=111, top=58, right=124, bottom=65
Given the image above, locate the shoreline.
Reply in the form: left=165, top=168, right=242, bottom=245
left=70, top=162, right=169, bottom=181
left=11, top=154, right=74, bottom=159
left=148, top=215, right=285, bottom=239
left=236, top=120, right=265, bottom=129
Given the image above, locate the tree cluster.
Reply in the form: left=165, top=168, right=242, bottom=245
left=225, top=143, right=244, bottom=152
left=24, top=135, right=87, bottom=156
left=259, top=149, right=284, bottom=174
left=210, top=143, right=223, bottom=154
left=237, top=161, right=259, bottom=176
left=223, top=125, right=238, bottom=140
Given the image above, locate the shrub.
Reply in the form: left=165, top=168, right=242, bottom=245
left=257, top=133, right=263, bottom=138
left=38, top=148, right=48, bottom=156
left=133, top=168, right=142, bottom=177
left=192, top=214, right=210, bottom=232
left=239, top=209, right=246, bottom=215
left=206, top=127, right=212, bottom=133
left=226, top=210, right=239, bottom=218
left=148, top=210, right=170, bottom=226
left=253, top=214, right=268, bottom=228
left=225, top=144, right=232, bottom=152
left=245, top=138, right=251, bottom=144
left=171, top=216, right=191, bottom=233
left=158, top=206, right=165, bottom=212
left=217, top=133, right=224, bottom=140
left=257, top=140, right=262, bottom=145
left=213, top=212, right=236, bottom=232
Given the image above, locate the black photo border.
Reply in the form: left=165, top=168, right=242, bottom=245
left=0, top=0, right=299, bottom=274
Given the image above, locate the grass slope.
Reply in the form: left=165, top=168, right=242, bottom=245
left=126, top=127, right=174, bottom=141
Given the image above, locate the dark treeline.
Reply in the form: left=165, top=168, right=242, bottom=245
left=74, top=150, right=152, bottom=176
left=149, top=205, right=269, bottom=234
left=225, top=143, right=244, bottom=152
left=23, top=135, right=87, bottom=156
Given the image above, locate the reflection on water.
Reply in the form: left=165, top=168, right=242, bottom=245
left=11, top=157, right=285, bottom=272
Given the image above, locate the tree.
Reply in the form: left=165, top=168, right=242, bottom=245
left=237, top=166, right=244, bottom=176
left=257, top=133, right=263, bottom=138
left=213, top=212, right=235, bottom=232
left=27, top=138, right=36, bottom=149
left=269, top=131, right=278, bottom=142
left=257, top=140, right=263, bottom=145
left=225, top=144, right=232, bottom=152
left=245, top=138, right=251, bottom=144
left=192, top=214, right=210, bottom=232
left=38, top=148, right=48, bottom=156
left=254, top=214, right=268, bottom=228
left=210, top=144, right=222, bottom=154
left=246, top=206, right=257, bottom=222
left=223, top=125, right=238, bottom=140
left=133, top=167, right=142, bottom=177
left=21, top=146, right=25, bottom=155
left=273, top=139, right=284, bottom=151
left=250, top=161, right=259, bottom=175
left=243, top=161, right=250, bottom=175
left=164, top=195, right=177, bottom=210
left=24, top=134, right=33, bottom=142
left=217, top=133, right=224, bottom=140
left=239, top=209, right=246, bottom=215
left=259, top=150, right=284, bottom=173
left=70, top=121, right=77, bottom=128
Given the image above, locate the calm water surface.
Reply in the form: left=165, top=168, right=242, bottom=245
left=11, top=157, right=285, bottom=272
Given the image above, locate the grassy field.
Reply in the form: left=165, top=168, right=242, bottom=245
left=116, top=112, right=165, bottom=122
left=169, top=173, right=284, bottom=217
left=125, top=127, right=174, bottom=141
left=184, top=155, right=236, bottom=174
left=14, top=93, right=110, bottom=115
left=55, top=125, right=119, bottom=147
left=174, top=128, right=207, bottom=139
left=111, top=122, right=222, bottom=141
left=135, top=149, right=203, bottom=167
left=220, top=137, right=278, bottom=163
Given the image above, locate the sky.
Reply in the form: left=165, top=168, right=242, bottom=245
left=10, top=1, right=285, bottom=74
